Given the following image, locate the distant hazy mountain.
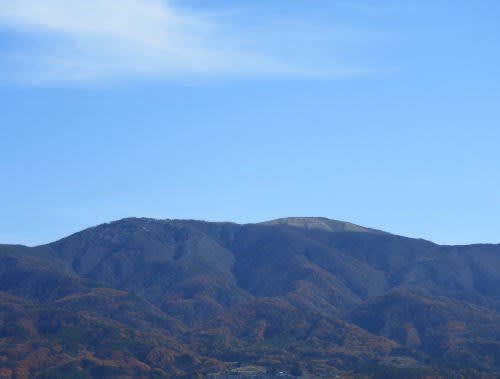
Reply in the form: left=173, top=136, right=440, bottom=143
left=1, top=217, right=499, bottom=378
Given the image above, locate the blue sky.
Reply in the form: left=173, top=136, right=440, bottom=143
left=1, top=0, right=499, bottom=246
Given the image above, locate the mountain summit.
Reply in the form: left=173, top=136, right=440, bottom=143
left=0, top=217, right=499, bottom=378
left=261, top=216, right=385, bottom=234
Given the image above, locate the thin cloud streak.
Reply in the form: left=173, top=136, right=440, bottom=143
left=0, top=0, right=376, bottom=84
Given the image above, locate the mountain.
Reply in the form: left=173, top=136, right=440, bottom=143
left=0, top=217, right=499, bottom=378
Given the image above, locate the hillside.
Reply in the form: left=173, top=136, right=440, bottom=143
left=0, top=217, right=499, bottom=378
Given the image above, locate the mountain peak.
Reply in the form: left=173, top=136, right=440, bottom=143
left=260, top=217, right=385, bottom=234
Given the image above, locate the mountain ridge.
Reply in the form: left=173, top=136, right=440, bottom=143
left=30, top=216, right=500, bottom=249
left=34, top=216, right=412, bottom=250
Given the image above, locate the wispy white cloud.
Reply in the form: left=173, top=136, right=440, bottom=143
left=0, top=0, right=376, bottom=84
